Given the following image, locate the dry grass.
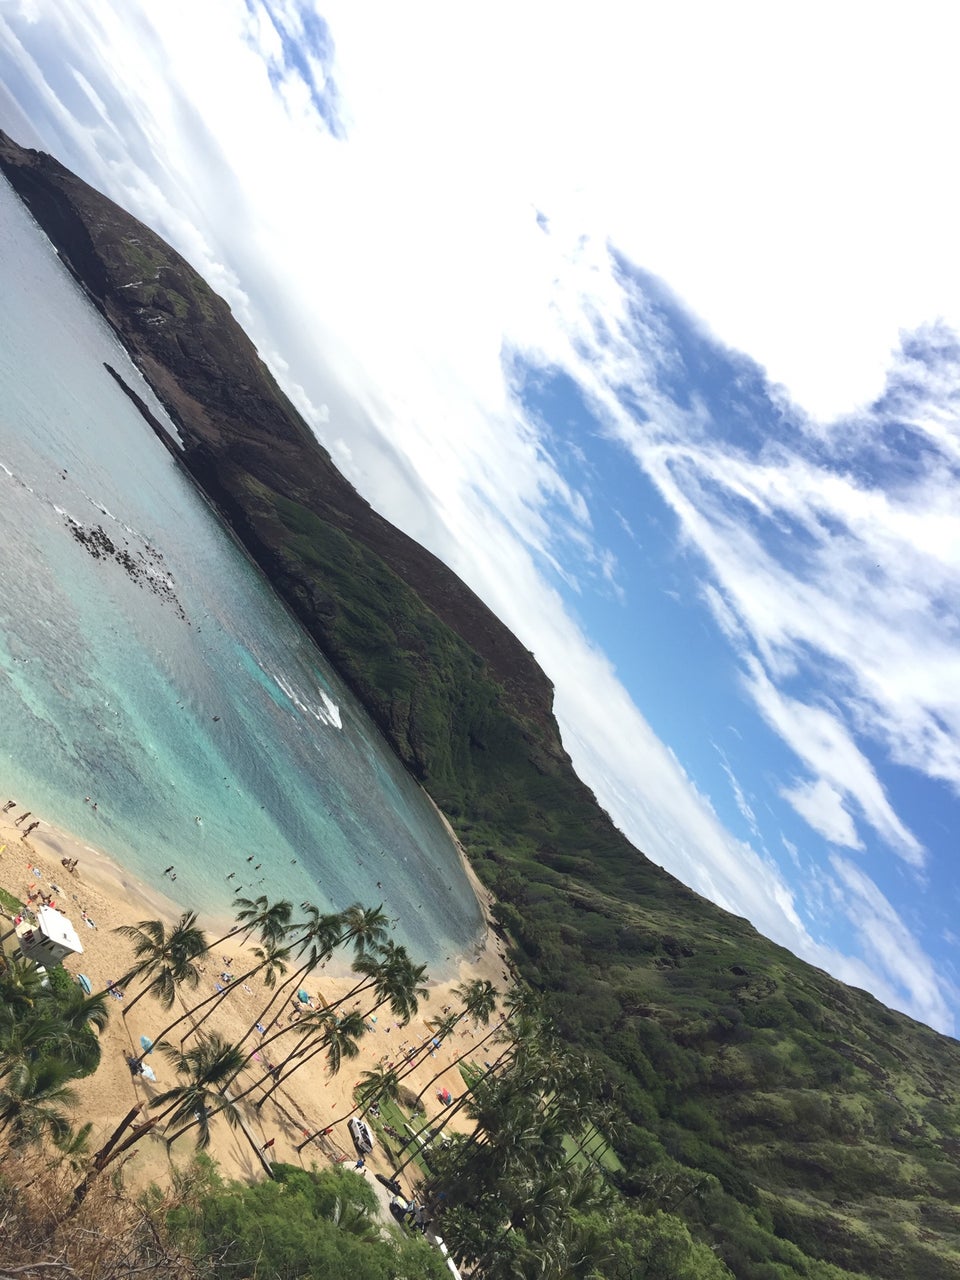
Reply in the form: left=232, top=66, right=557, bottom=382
left=0, top=1150, right=198, bottom=1280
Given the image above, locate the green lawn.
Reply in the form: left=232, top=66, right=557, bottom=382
left=363, top=1093, right=430, bottom=1178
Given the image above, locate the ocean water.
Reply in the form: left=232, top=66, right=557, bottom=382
left=0, top=175, right=483, bottom=971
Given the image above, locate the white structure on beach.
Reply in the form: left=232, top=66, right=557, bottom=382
left=16, top=905, right=84, bottom=966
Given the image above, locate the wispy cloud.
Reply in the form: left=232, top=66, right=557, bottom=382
left=779, top=778, right=861, bottom=851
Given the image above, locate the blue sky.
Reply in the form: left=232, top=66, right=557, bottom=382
left=2, top=1, right=959, bottom=1034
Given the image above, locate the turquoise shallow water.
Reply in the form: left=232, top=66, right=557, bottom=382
left=0, top=175, right=483, bottom=971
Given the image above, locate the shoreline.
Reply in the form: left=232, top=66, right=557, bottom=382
left=0, top=795, right=499, bottom=988
left=0, top=795, right=513, bottom=1194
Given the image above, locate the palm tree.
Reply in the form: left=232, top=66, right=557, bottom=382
left=474, top=1163, right=612, bottom=1278
left=236, top=907, right=346, bottom=1048
left=153, top=1034, right=247, bottom=1148
left=411, top=1013, right=511, bottom=1108
left=456, top=978, right=498, bottom=1027
left=292, top=952, right=428, bottom=1155
left=0, top=953, right=48, bottom=1005
left=215, top=934, right=397, bottom=1094
left=0, top=1007, right=68, bottom=1081
left=365, top=944, right=429, bottom=1025
left=356, top=1065, right=402, bottom=1115
left=395, top=1012, right=547, bottom=1176
left=204, top=895, right=293, bottom=954
left=338, top=903, right=390, bottom=957
left=0, top=1056, right=76, bottom=1147
left=114, top=912, right=208, bottom=1017
left=0, top=983, right=109, bottom=1085
left=254, top=1008, right=367, bottom=1109
left=151, top=937, right=291, bottom=1054
left=401, top=1007, right=493, bottom=1108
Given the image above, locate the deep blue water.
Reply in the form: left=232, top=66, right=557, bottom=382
left=0, top=175, right=482, bottom=970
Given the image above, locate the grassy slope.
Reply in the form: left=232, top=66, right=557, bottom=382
left=3, top=133, right=960, bottom=1279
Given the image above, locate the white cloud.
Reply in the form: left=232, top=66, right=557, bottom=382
left=716, top=749, right=761, bottom=839
left=780, top=778, right=861, bottom=851
left=744, top=661, right=923, bottom=866
left=828, top=857, right=957, bottom=1035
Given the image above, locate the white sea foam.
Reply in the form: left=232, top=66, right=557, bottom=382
left=271, top=671, right=342, bottom=729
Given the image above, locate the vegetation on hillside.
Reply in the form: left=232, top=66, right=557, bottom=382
left=0, top=890, right=722, bottom=1277
left=3, top=131, right=960, bottom=1277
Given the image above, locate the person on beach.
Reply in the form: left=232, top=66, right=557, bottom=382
left=163, top=866, right=174, bottom=875
left=2, top=800, right=15, bottom=812
left=14, top=812, right=31, bottom=827
left=261, top=1137, right=276, bottom=1153
left=23, top=821, right=40, bottom=837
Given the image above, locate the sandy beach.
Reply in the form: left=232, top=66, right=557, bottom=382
left=0, top=797, right=511, bottom=1195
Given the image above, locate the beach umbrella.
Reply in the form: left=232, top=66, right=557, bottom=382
left=76, top=974, right=92, bottom=994
left=141, top=1064, right=157, bottom=1082
left=297, top=988, right=310, bottom=1003
left=140, top=1035, right=154, bottom=1054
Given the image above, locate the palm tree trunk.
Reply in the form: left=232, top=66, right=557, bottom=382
left=396, top=1045, right=517, bottom=1176
left=236, top=953, right=323, bottom=1049
left=69, top=1117, right=158, bottom=1213
left=120, top=977, right=158, bottom=1018
left=90, top=1105, right=141, bottom=1168
left=254, top=1032, right=330, bottom=1108
left=412, top=1019, right=506, bottom=1105
left=238, top=975, right=380, bottom=1089
left=176, top=954, right=281, bottom=1047
left=393, top=1091, right=475, bottom=1177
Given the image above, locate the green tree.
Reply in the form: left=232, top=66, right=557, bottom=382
left=166, top=1162, right=450, bottom=1280
left=114, top=912, right=208, bottom=1017
left=153, top=1034, right=248, bottom=1149
left=205, top=893, right=293, bottom=954
left=152, top=936, right=290, bottom=1055
left=0, top=1055, right=76, bottom=1147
